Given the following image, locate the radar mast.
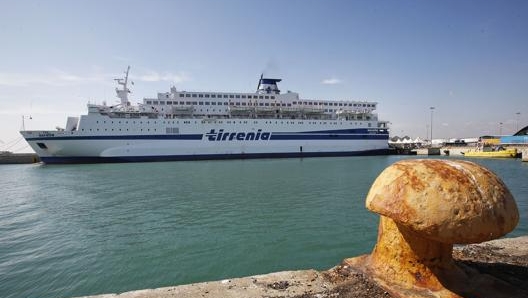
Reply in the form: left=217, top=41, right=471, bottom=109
left=115, top=66, right=131, bottom=106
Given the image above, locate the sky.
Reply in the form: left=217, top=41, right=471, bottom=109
left=1, top=0, right=527, bottom=152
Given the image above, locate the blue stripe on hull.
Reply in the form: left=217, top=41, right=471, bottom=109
left=278, top=128, right=386, bottom=134
left=25, top=134, right=204, bottom=141
left=269, top=134, right=387, bottom=140
left=39, top=149, right=391, bottom=164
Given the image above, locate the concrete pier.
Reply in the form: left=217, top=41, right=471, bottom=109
left=522, top=148, right=528, bottom=162
left=78, top=236, right=528, bottom=298
left=413, top=145, right=528, bottom=158
left=414, top=148, right=441, bottom=155
left=440, top=147, right=471, bottom=156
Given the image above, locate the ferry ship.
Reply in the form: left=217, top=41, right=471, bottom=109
left=20, top=67, right=390, bottom=163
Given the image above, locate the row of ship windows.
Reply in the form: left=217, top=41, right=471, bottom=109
left=193, top=109, right=365, bottom=113
left=89, top=120, right=370, bottom=126
left=176, top=93, right=276, bottom=100
left=82, top=123, right=370, bottom=132
left=171, top=93, right=373, bottom=108
left=95, top=119, right=372, bottom=124
left=147, top=101, right=293, bottom=107
left=83, top=123, right=372, bottom=134
left=82, top=128, right=157, bottom=132
left=293, top=102, right=373, bottom=107
left=148, top=108, right=367, bottom=114
left=146, top=100, right=374, bottom=108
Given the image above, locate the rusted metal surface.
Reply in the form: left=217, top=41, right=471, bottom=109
left=347, top=159, right=522, bottom=297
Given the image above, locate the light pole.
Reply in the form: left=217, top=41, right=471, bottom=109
left=516, top=112, right=521, bottom=132
left=430, top=107, right=435, bottom=145
left=499, top=122, right=503, bottom=135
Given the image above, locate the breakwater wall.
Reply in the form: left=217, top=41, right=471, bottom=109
left=0, top=153, right=40, bottom=164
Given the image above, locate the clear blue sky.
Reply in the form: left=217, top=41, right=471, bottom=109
left=1, top=0, right=527, bottom=152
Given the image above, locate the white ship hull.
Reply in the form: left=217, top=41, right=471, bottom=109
left=21, top=120, right=388, bottom=163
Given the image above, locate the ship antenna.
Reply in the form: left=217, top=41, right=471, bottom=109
left=256, top=73, right=263, bottom=92
left=115, top=66, right=131, bottom=106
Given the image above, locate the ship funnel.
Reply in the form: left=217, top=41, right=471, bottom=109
left=257, top=77, right=281, bottom=94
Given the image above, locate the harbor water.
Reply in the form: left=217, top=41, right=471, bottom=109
left=1, top=156, right=527, bottom=298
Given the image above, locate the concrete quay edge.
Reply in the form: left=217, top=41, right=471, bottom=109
left=78, top=269, right=329, bottom=298
left=78, top=235, right=528, bottom=298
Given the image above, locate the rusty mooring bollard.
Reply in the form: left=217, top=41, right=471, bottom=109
left=345, top=159, right=520, bottom=298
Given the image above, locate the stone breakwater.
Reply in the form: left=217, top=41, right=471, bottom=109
left=0, top=153, right=40, bottom=164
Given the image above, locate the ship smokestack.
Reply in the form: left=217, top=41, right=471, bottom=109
left=257, top=77, right=281, bottom=94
